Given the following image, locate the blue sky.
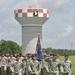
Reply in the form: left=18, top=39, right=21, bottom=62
left=0, top=0, right=75, bottom=49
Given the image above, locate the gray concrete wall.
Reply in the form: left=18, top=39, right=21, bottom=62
left=22, top=25, right=42, bottom=55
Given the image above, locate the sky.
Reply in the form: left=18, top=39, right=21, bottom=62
left=0, top=0, right=75, bottom=49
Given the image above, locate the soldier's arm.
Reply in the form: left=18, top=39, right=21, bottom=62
left=28, top=62, right=32, bottom=72
left=58, top=61, right=61, bottom=71
left=58, top=61, right=62, bottom=75
left=60, top=62, right=64, bottom=73
left=45, top=57, right=51, bottom=63
left=38, top=62, right=41, bottom=73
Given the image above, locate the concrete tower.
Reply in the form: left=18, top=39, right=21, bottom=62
left=14, top=7, right=49, bottom=55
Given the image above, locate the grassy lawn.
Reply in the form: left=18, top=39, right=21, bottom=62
left=59, top=56, right=75, bottom=75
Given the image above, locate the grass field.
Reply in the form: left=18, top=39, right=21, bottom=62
left=59, top=56, right=75, bottom=75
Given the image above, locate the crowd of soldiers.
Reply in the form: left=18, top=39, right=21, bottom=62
left=0, top=53, right=72, bottom=75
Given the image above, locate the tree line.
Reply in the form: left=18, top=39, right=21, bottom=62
left=0, top=39, right=21, bottom=54
left=42, top=47, right=75, bottom=56
left=0, top=39, right=75, bottom=56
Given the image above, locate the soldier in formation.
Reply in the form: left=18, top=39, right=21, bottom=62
left=61, top=54, right=72, bottom=75
left=0, top=53, right=72, bottom=75
left=0, top=53, right=8, bottom=75
left=29, top=55, right=41, bottom=75
left=45, top=54, right=61, bottom=75
left=39, top=55, right=49, bottom=75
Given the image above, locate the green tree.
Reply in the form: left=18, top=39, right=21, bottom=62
left=42, top=47, right=75, bottom=56
left=0, top=39, right=21, bottom=54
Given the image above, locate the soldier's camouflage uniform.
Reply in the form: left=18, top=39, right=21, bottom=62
left=29, top=59, right=41, bottom=75
left=61, top=59, right=72, bottom=75
left=13, top=60, right=23, bottom=75
left=0, top=56, right=8, bottom=75
left=46, top=58, right=61, bottom=75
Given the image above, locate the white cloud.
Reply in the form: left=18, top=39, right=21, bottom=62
left=57, top=25, right=74, bottom=38
left=65, top=25, right=73, bottom=32
left=52, top=0, right=69, bottom=7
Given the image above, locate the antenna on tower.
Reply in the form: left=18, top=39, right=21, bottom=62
left=71, top=42, right=73, bottom=55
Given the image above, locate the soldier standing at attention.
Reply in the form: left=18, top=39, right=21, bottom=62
left=46, top=54, right=61, bottom=75
left=8, top=54, right=16, bottom=75
left=29, top=55, right=41, bottom=75
left=25, top=54, right=32, bottom=75
left=1, top=53, right=8, bottom=75
left=6, top=54, right=10, bottom=75
left=40, top=55, right=49, bottom=75
left=61, top=54, right=72, bottom=75
left=13, top=55, right=24, bottom=75
left=22, top=55, right=27, bottom=75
